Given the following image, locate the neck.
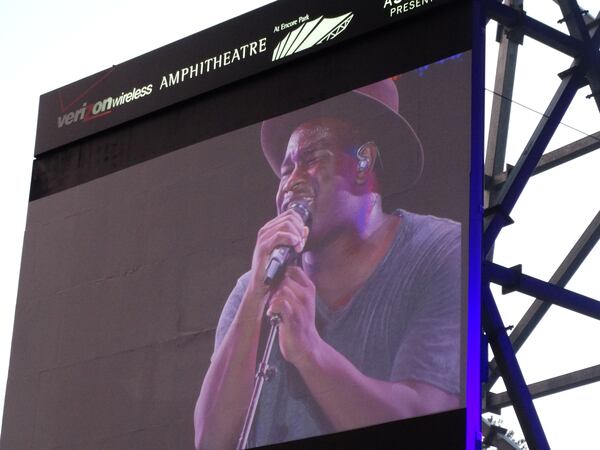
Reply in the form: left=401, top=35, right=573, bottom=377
left=302, top=206, right=400, bottom=310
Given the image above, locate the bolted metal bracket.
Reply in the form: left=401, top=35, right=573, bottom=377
left=256, top=362, right=278, bottom=382
left=558, top=10, right=589, bottom=25
left=484, top=204, right=515, bottom=226
left=501, top=264, right=523, bottom=295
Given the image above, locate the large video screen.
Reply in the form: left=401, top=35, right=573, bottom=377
left=191, top=53, right=471, bottom=450
left=5, top=3, right=474, bottom=450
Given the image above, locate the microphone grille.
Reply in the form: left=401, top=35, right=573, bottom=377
left=287, top=201, right=312, bottom=226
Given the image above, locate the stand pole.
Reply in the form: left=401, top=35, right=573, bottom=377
left=236, top=313, right=281, bottom=450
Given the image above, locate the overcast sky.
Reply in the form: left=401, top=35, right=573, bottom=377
left=0, top=1, right=598, bottom=449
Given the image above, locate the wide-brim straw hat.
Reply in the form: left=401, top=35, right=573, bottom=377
left=261, top=78, right=424, bottom=195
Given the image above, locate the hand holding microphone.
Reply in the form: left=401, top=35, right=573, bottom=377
left=264, top=200, right=311, bottom=285
left=264, top=200, right=319, bottom=366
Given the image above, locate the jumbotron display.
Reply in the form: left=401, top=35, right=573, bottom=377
left=193, top=60, right=471, bottom=449
left=2, top=1, right=478, bottom=450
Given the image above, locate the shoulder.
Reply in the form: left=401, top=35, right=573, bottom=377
left=396, top=209, right=461, bottom=239
left=393, top=209, right=461, bottom=258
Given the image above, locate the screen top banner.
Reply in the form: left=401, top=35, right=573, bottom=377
left=34, top=0, right=456, bottom=155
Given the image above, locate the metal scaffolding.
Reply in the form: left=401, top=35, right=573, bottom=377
left=482, top=0, right=600, bottom=449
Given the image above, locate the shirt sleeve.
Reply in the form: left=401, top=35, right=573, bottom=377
left=390, top=220, right=462, bottom=396
left=213, top=271, right=251, bottom=354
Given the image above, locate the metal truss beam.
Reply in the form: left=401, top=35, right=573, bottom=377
left=492, top=130, right=600, bottom=186
left=483, top=2, right=600, bottom=449
left=485, top=261, right=600, bottom=319
left=531, top=130, right=600, bottom=173
left=483, top=65, right=586, bottom=256
left=485, top=0, right=522, bottom=211
left=487, top=209, right=600, bottom=387
left=557, top=0, right=592, bottom=40
left=484, top=0, right=581, bottom=57
left=551, top=0, right=595, bottom=22
left=486, top=364, right=600, bottom=412
left=557, top=1, right=600, bottom=111
left=484, top=2, right=600, bottom=256
left=483, top=285, right=551, bottom=450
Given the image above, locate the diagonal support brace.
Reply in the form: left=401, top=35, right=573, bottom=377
left=483, top=66, right=586, bottom=255
left=483, top=286, right=551, bottom=450
left=485, top=261, right=600, bottom=320
left=486, top=364, right=600, bottom=412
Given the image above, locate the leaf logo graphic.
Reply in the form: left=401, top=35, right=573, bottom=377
left=272, top=12, right=354, bottom=61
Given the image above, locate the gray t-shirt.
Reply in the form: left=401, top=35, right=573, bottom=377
left=214, top=209, right=462, bottom=447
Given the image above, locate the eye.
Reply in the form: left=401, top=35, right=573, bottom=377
left=304, top=151, right=325, bottom=166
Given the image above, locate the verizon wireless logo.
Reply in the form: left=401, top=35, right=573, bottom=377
left=272, top=12, right=354, bottom=61
left=57, top=83, right=153, bottom=129
left=53, top=11, right=355, bottom=131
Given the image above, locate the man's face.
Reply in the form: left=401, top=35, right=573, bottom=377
left=276, top=117, right=362, bottom=245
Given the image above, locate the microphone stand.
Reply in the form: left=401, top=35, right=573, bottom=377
left=236, top=312, right=281, bottom=450
left=236, top=200, right=310, bottom=449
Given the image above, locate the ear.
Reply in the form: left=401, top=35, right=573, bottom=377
left=355, top=141, right=378, bottom=184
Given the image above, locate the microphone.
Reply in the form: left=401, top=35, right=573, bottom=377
left=264, top=200, right=312, bottom=285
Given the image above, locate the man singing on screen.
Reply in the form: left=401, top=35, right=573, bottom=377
left=194, top=79, right=462, bottom=450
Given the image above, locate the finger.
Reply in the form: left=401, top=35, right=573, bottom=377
left=261, top=210, right=305, bottom=235
left=257, top=222, right=304, bottom=257
left=269, top=284, right=296, bottom=306
left=293, top=226, right=310, bottom=253
left=260, top=231, right=303, bottom=256
left=267, top=295, right=293, bottom=320
left=269, top=284, right=297, bottom=309
left=257, top=218, right=303, bottom=244
left=284, top=266, right=314, bottom=290
left=273, top=274, right=314, bottom=318
left=285, top=207, right=308, bottom=222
